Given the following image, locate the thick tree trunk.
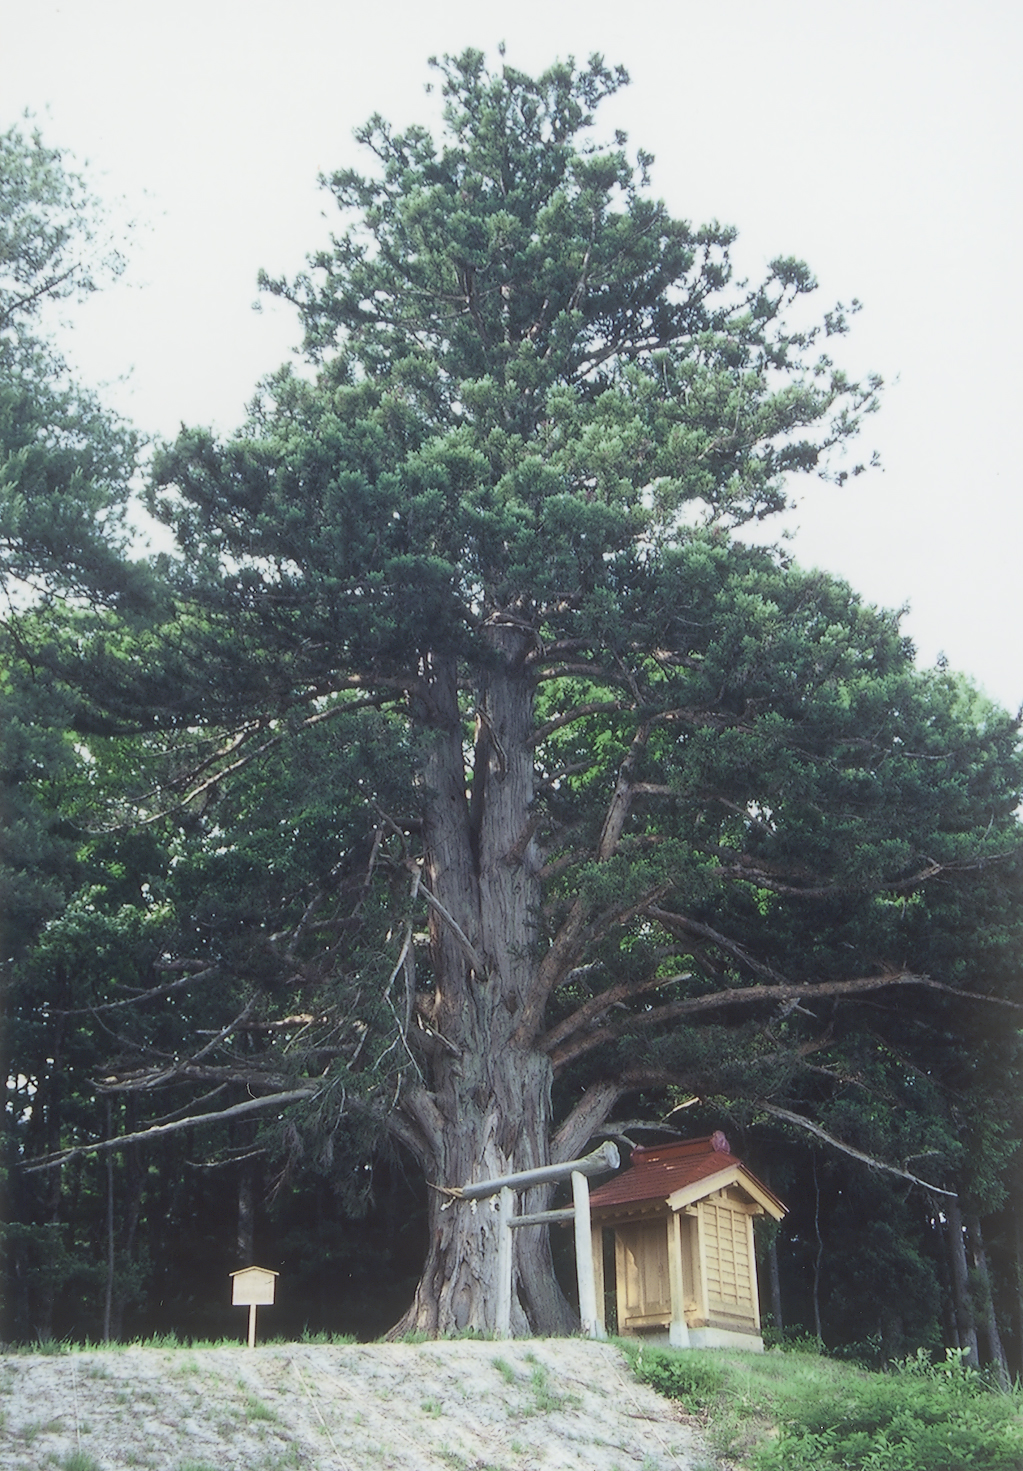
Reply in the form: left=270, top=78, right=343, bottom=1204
left=811, top=1156, right=824, bottom=1343
left=391, top=1047, right=575, bottom=1336
left=391, top=632, right=582, bottom=1336
left=966, top=1212, right=1009, bottom=1389
left=766, top=1234, right=784, bottom=1335
left=111, top=1143, right=144, bottom=1341
left=238, top=1161, right=255, bottom=1264
left=1014, top=1204, right=1023, bottom=1381
left=944, top=1196, right=980, bottom=1367
left=931, top=1206, right=960, bottom=1351
left=103, top=1102, right=115, bottom=1343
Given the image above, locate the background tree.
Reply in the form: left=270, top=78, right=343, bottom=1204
left=6, top=57, right=1022, bottom=1342
left=0, top=117, right=147, bottom=973
left=0, top=121, right=155, bottom=1341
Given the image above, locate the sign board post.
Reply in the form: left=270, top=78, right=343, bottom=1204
left=230, top=1266, right=278, bottom=1348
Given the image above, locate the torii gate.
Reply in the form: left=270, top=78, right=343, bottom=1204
left=458, top=1140, right=620, bottom=1338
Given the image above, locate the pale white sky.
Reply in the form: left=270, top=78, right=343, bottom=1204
left=2, top=0, right=1020, bottom=712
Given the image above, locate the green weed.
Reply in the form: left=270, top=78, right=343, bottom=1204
left=255, top=1450, right=302, bottom=1470
left=438, top=1455, right=501, bottom=1471
left=244, top=1393, right=280, bottom=1423
left=298, top=1328, right=357, bottom=1345
left=250, top=1453, right=302, bottom=1471
left=755, top=1350, right=1023, bottom=1471
left=627, top=1342, right=1023, bottom=1471
left=520, top=1353, right=577, bottom=1415
left=628, top=1347, right=728, bottom=1409
left=491, top=1355, right=519, bottom=1386
left=58, top=1453, right=103, bottom=1471
left=18, top=1416, right=64, bottom=1442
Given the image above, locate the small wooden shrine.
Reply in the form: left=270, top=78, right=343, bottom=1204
left=587, top=1132, right=785, bottom=1350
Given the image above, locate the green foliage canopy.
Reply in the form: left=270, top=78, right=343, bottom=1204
left=4, top=57, right=1022, bottom=1342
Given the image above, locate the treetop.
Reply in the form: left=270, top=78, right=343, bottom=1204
left=255, top=50, right=878, bottom=527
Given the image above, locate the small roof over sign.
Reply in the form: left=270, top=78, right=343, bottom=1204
left=588, top=1136, right=786, bottom=1220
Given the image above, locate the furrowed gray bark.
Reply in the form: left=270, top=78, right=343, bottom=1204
left=393, top=628, right=576, bottom=1336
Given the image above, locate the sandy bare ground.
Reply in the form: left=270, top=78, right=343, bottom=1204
left=0, top=1338, right=717, bottom=1471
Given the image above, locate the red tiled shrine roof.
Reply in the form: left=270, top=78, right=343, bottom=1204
left=588, top=1132, right=784, bottom=1216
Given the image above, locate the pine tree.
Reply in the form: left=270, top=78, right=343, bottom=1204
left=8, top=57, right=1022, bottom=1338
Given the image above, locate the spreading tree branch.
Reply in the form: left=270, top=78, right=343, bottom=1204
left=414, top=868, right=488, bottom=980
left=23, top=1088, right=319, bottom=1172
left=552, top=1066, right=703, bottom=1161
left=48, top=967, right=219, bottom=1016
left=708, top=851, right=1013, bottom=900
left=755, top=1101, right=957, bottom=1197
left=542, top=971, right=694, bottom=1054
left=547, top=969, right=1023, bottom=1070
left=514, top=721, right=653, bottom=1045
left=530, top=700, right=625, bottom=745
left=92, top=685, right=408, bottom=832
left=647, top=906, right=791, bottom=983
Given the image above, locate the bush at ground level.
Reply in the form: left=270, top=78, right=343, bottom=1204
left=627, top=1344, right=1023, bottom=1471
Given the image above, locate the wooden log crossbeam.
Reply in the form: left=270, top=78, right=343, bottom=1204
left=506, top=1207, right=575, bottom=1228
left=457, top=1139, right=620, bottom=1199
left=459, top=1142, right=619, bottom=1340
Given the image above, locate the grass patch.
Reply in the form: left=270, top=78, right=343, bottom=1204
left=58, top=1453, right=103, bottom=1471
left=438, top=1455, right=501, bottom=1471
left=297, top=1328, right=357, bottom=1345
left=1, top=1333, right=251, bottom=1354
left=756, top=1349, right=1023, bottom=1471
left=0, top=1330, right=352, bottom=1356
left=626, top=1342, right=1023, bottom=1471
left=521, top=1351, right=578, bottom=1415
left=130, top=1333, right=239, bottom=1350
left=491, top=1355, right=519, bottom=1386
left=18, top=1415, right=64, bottom=1442
left=243, top=1392, right=280, bottom=1423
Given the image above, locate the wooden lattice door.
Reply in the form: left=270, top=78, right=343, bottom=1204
left=701, top=1201, right=755, bottom=1323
